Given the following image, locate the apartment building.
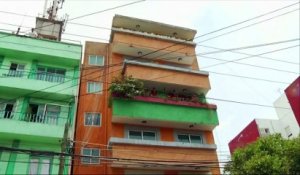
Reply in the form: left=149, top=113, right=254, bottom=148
left=228, top=76, right=300, bottom=154
left=0, top=31, right=82, bottom=174
left=73, top=15, right=220, bottom=175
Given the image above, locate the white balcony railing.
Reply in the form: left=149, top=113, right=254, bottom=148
left=0, top=111, right=61, bottom=125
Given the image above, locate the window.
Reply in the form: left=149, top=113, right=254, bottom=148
left=29, top=157, right=51, bottom=175
left=81, top=148, right=100, bottom=164
left=285, top=126, right=292, bottom=138
left=8, top=63, right=25, bottom=77
left=177, top=134, right=203, bottom=144
left=27, top=104, right=60, bottom=125
left=0, top=101, right=15, bottom=119
left=36, top=66, right=65, bottom=83
left=259, top=128, right=270, bottom=137
left=88, top=55, right=104, bottom=66
left=128, top=130, right=156, bottom=140
left=87, top=82, right=102, bottom=93
left=84, top=113, right=101, bottom=126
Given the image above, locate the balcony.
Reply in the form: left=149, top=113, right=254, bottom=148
left=108, top=137, right=218, bottom=171
left=0, top=32, right=81, bottom=66
left=0, top=110, right=66, bottom=143
left=111, top=33, right=196, bottom=65
left=111, top=95, right=218, bottom=130
left=122, top=60, right=211, bottom=94
left=0, top=70, right=75, bottom=100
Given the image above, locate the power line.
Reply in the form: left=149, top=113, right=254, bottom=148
left=197, top=38, right=299, bottom=56
left=0, top=0, right=146, bottom=40
left=164, top=38, right=299, bottom=61
left=209, top=71, right=290, bottom=84
left=0, top=146, right=228, bottom=168
left=198, top=44, right=299, bottom=65
left=200, top=45, right=299, bottom=71
left=196, top=8, right=299, bottom=44
left=0, top=10, right=112, bottom=31
left=153, top=8, right=299, bottom=60
left=0, top=21, right=109, bottom=42
left=1, top=59, right=293, bottom=110
left=193, top=2, right=299, bottom=40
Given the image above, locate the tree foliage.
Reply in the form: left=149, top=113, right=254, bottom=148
left=110, top=75, right=144, bottom=98
left=224, top=134, right=300, bottom=175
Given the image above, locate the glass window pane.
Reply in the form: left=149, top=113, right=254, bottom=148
left=129, top=131, right=142, bottom=140
left=93, top=114, right=101, bottom=126
left=177, top=134, right=190, bottom=143
left=83, top=148, right=91, bottom=155
left=190, top=135, right=203, bottom=144
left=29, top=159, right=39, bottom=175
left=96, top=56, right=104, bottom=65
left=92, top=149, right=99, bottom=155
left=40, top=159, right=50, bottom=175
left=56, top=69, right=65, bottom=75
left=47, top=68, right=55, bottom=74
left=18, top=64, right=25, bottom=70
left=85, top=114, right=93, bottom=125
left=10, top=63, right=18, bottom=70
left=89, top=56, right=96, bottom=65
left=94, top=83, right=101, bottom=93
left=91, top=149, right=100, bottom=163
left=81, top=148, right=91, bottom=163
left=37, top=67, right=45, bottom=72
left=143, top=131, right=156, bottom=140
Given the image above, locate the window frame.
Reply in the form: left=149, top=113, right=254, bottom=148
left=128, top=130, right=157, bottom=141
left=175, top=131, right=205, bottom=144
left=28, top=156, right=52, bottom=175
left=8, top=62, right=25, bottom=77
left=81, top=148, right=100, bottom=164
left=87, top=81, right=103, bottom=94
left=84, top=112, right=101, bottom=127
left=88, top=55, right=105, bottom=66
left=36, top=66, right=66, bottom=83
left=259, top=128, right=270, bottom=137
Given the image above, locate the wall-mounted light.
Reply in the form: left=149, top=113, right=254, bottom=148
left=142, top=120, right=147, bottom=124
left=178, top=57, right=182, bottom=61
left=138, top=51, right=143, bottom=56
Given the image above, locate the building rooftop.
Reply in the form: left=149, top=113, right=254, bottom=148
left=112, top=15, right=197, bottom=41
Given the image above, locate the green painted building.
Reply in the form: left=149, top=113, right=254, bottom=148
left=0, top=31, right=82, bottom=174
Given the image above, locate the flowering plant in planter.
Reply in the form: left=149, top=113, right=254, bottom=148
left=109, top=75, right=144, bottom=98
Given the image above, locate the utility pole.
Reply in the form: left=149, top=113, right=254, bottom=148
left=58, top=123, right=69, bottom=175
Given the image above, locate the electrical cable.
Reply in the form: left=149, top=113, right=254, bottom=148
left=200, top=45, right=299, bottom=70
left=151, top=8, right=299, bottom=61
left=198, top=44, right=299, bottom=65
left=0, top=0, right=146, bottom=40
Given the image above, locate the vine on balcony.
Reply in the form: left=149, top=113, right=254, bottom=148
left=110, top=75, right=144, bottom=98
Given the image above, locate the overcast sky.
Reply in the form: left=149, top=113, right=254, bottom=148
left=1, top=0, right=299, bottom=165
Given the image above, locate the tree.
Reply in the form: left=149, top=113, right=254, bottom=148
left=224, top=134, right=300, bottom=175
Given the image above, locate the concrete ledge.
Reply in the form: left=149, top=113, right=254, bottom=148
left=123, top=60, right=209, bottom=76
left=109, top=137, right=217, bottom=150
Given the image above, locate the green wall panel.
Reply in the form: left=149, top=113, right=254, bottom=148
left=112, top=98, right=219, bottom=126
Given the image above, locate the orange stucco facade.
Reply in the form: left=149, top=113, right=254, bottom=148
left=73, top=15, right=220, bottom=175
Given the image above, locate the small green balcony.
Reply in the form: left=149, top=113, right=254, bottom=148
left=112, top=96, right=219, bottom=130
left=0, top=110, right=67, bottom=143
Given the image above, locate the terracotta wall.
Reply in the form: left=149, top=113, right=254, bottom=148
left=125, top=64, right=210, bottom=90
left=72, top=42, right=109, bottom=174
